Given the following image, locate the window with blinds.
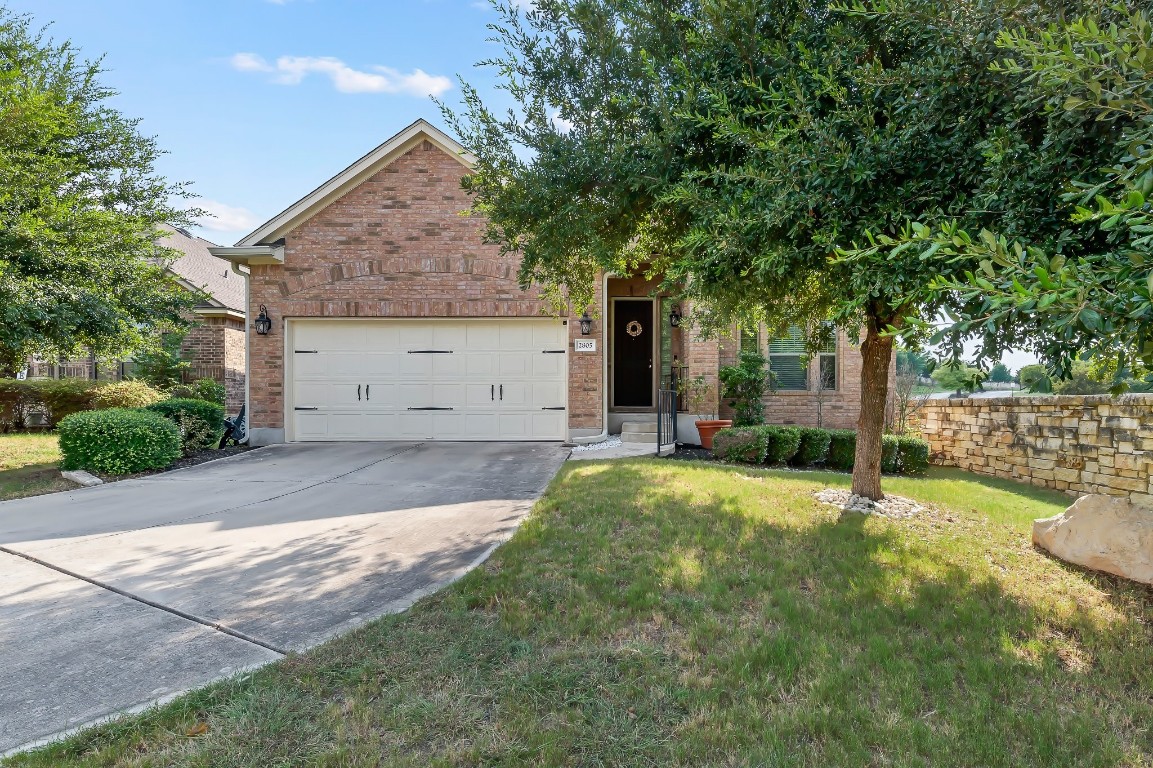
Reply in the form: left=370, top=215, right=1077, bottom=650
left=767, top=326, right=838, bottom=391
left=768, top=327, right=808, bottom=390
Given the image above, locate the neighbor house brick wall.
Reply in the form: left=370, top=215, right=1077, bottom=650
left=247, top=139, right=557, bottom=432
left=919, top=395, right=1153, bottom=505
left=180, top=315, right=246, bottom=413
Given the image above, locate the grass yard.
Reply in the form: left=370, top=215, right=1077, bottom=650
left=0, top=433, right=72, bottom=501
left=8, top=461, right=1152, bottom=767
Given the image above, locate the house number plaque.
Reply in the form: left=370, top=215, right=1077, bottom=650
left=574, top=339, right=596, bottom=352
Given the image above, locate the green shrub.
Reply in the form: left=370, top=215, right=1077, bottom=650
left=896, top=436, right=931, bottom=474
left=146, top=398, right=225, bottom=454
left=718, top=350, right=768, bottom=426
left=713, top=427, right=770, bottom=463
left=58, top=409, right=181, bottom=475
left=794, top=428, right=832, bottom=466
left=0, top=378, right=103, bottom=429
left=766, top=426, right=802, bottom=464
left=91, top=380, right=165, bottom=409
left=827, top=430, right=857, bottom=471
left=170, top=378, right=226, bottom=406
left=881, top=434, right=900, bottom=473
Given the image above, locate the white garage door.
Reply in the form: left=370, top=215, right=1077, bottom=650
left=290, top=319, right=567, bottom=441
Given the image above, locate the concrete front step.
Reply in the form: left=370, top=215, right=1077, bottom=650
left=622, top=429, right=659, bottom=444
left=621, top=421, right=658, bottom=434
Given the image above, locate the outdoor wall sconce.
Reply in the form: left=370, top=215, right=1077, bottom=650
left=254, top=304, right=272, bottom=335
left=579, top=311, right=593, bottom=335
left=669, top=304, right=683, bottom=327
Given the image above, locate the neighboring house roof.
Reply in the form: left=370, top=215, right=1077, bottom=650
left=159, top=224, right=245, bottom=314
left=235, top=119, right=474, bottom=248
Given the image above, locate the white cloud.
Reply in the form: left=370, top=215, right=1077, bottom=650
left=550, top=110, right=575, bottom=134
left=190, top=200, right=263, bottom=233
left=229, top=53, right=452, bottom=97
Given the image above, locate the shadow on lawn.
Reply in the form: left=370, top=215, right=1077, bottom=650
left=15, top=459, right=1152, bottom=767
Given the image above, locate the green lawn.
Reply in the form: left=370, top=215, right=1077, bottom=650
left=8, top=461, right=1152, bottom=767
left=0, top=433, right=73, bottom=501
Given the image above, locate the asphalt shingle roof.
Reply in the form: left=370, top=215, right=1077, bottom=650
left=158, top=225, right=245, bottom=313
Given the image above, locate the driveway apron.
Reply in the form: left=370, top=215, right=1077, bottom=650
left=0, top=441, right=568, bottom=754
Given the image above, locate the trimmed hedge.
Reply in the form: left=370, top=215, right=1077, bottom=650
left=881, top=434, right=901, bottom=474
left=767, top=426, right=802, bottom=464
left=827, top=430, right=857, bottom=471
left=59, top=408, right=181, bottom=475
left=794, top=428, right=832, bottom=466
left=91, top=380, right=165, bottom=410
left=896, top=436, right=931, bottom=474
left=0, top=378, right=104, bottom=430
left=713, top=427, right=770, bottom=463
left=145, top=398, right=225, bottom=454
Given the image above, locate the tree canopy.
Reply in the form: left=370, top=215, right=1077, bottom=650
left=0, top=10, right=199, bottom=377
left=447, top=0, right=1104, bottom=498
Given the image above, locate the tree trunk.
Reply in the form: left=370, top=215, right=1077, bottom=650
left=851, top=319, right=895, bottom=501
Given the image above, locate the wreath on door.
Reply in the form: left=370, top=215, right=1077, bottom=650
left=626, top=320, right=643, bottom=337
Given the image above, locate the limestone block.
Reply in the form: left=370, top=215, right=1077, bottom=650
left=1033, top=495, right=1153, bottom=585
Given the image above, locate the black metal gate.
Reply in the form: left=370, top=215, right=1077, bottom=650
left=656, top=388, right=678, bottom=455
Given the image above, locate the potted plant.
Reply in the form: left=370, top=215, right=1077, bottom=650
left=679, top=375, right=731, bottom=449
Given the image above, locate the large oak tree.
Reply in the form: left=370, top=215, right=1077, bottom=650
left=0, top=10, right=199, bottom=378
left=446, top=0, right=1105, bottom=499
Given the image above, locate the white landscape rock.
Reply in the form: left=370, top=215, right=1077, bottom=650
left=60, top=469, right=103, bottom=487
left=812, top=488, right=928, bottom=519
left=1032, top=494, right=1153, bottom=586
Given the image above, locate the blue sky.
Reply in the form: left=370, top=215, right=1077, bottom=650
left=7, top=0, right=515, bottom=246
left=9, top=0, right=1039, bottom=370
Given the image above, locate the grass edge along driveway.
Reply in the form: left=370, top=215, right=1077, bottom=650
left=8, top=461, right=1151, bottom=767
left=0, top=434, right=72, bottom=502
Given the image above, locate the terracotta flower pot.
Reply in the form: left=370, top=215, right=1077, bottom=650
left=695, top=419, right=732, bottom=450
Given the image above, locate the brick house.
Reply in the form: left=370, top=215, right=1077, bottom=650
left=210, top=120, right=883, bottom=446
left=161, top=225, right=247, bottom=412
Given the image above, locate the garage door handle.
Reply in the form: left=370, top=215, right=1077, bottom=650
left=366, top=385, right=370, bottom=400
left=407, top=350, right=454, bottom=354
left=499, top=384, right=503, bottom=401
left=491, top=384, right=494, bottom=401
left=542, top=349, right=565, bottom=354
left=357, top=384, right=361, bottom=401
left=295, top=350, right=318, bottom=354
left=542, top=407, right=566, bottom=411
left=295, top=407, right=318, bottom=411
left=407, top=407, right=454, bottom=411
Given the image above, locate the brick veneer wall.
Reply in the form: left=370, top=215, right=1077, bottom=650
left=180, top=315, right=246, bottom=413
left=715, top=329, right=888, bottom=430
left=919, top=395, right=1153, bottom=505
left=247, top=139, right=562, bottom=433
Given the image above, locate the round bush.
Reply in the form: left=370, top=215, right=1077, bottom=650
left=794, top=428, right=832, bottom=466
left=827, top=430, right=857, bottom=471
left=91, top=380, right=166, bottom=410
left=58, top=409, right=181, bottom=475
left=896, top=436, right=931, bottom=474
left=713, top=427, right=770, bottom=463
left=145, top=398, right=225, bottom=454
left=767, top=426, right=802, bottom=464
left=881, top=434, right=901, bottom=474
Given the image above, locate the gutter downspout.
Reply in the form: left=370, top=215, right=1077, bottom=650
left=230, top=261, right=251, bottom=445
left=569, top=271, right=612, bottom=445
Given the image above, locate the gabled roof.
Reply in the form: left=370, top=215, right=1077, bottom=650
left=159, top=225, right=246, bottom=313
left=236, top=119, right=475, bottom=247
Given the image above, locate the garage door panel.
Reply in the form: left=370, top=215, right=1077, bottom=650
left=361, top=354, right=401, bottom=376
left=431, top=354, right=465, bottom=378
left=533, top=354, right=565, bottom=377
left=291, top=319, right=565, bottom=441
left=498, top=353, right=531, bottom=377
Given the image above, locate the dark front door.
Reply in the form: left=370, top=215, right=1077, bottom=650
left=613, top=300, right=654, bottom=407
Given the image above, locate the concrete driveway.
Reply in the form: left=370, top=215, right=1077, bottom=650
left=0, top=441, right=568, bottom=755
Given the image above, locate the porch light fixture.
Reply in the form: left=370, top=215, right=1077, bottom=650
left=254, top=304, right=272, bottom=336
left=669, top=305, right=683, bottom=327
left=579, top=311, right=593, bottom=335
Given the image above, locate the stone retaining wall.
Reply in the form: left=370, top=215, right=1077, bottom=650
left=919, top=395, right=1153, bottom=505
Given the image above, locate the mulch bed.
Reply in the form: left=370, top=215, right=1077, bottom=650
left=663, top=444, right=718, bottom=462
left=93, top=445, right=258, bottom=483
